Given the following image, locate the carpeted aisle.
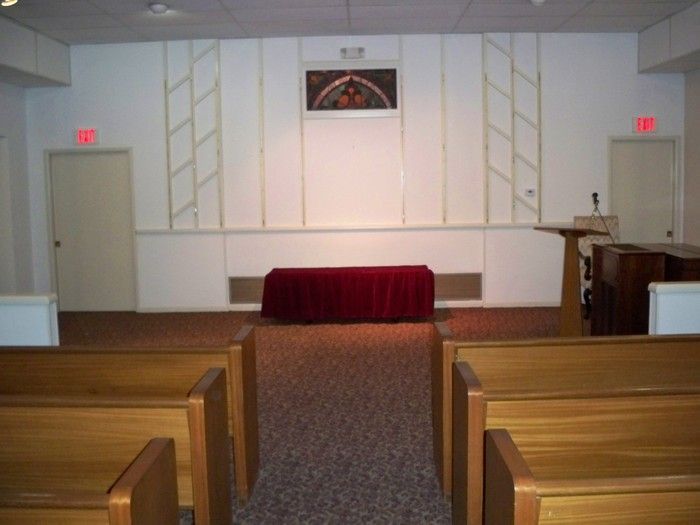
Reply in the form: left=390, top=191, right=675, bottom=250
left=59, top=307, right=558, bottom=524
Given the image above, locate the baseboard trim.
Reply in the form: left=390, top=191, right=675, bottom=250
left=481, top=301, right=560, bottom=308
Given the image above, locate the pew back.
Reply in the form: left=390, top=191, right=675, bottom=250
left=483, top=390, right=700, bottom=525
left=435, top=322, right=700, bottom=495
left=0, top=367, right=230, bottom=524
left=442, top=330, right=700, bottom=525
left=0, top=324, right=259, bottom=503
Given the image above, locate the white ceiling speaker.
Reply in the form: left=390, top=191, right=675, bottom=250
left=341, top=47, right=365, bottom=60
left=148, top=2, right=169, bottom=14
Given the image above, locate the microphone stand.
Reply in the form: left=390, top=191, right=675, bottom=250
left=582, top=193, right=617, bottom=319
left=590, top=192, right=616, bottom=244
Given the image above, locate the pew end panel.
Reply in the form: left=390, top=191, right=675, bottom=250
left=431, top=321, right=456, bottom=495
left=188, top=367, right=232, bottom=525
left=452, top=361, right=485, bottom=525
left=109, top=437, right=180, bottom=525
left=0, top=438, right=179, bottom=525
left=229, top=324, right=260, bottom=504
left=484, top=429, right=539, bottom=525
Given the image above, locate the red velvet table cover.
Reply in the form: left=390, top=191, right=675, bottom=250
left=261, top=265, right=435, bottom=320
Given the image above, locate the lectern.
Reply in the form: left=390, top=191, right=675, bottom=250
left=535, top=227, right=606, bottom=337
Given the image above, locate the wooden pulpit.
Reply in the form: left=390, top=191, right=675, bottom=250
left=535, top=227, right=606, bottom=337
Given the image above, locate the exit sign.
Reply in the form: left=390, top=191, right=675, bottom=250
left=635, top=116, right=656, bottom=134
left=76, top=128, right=98, bottom=145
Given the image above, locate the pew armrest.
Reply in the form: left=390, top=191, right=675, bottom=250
left=484, top=429, right=539, bottom=525
left=109, top=438, right=179, bottom=525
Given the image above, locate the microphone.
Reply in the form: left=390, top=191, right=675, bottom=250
left=592, top=192, right=599, bottom=207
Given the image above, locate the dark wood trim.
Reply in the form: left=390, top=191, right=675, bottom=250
left=229, top=272, right=482, bottom=304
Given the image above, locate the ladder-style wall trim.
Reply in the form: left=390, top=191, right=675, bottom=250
left=483, top=34, right=542, bottom=223
left=164, top=40, right=223, bottom=229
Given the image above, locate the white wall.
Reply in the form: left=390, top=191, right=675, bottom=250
left=540, top=33, right=684, bottom=221
left=0, top=81, right=32, bottom=293
left=24, top=34, right=685, bottom=310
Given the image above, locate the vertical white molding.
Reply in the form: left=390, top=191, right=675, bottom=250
left=399, top=35, right=406, bottom=224
left=509, top=36, right=515, bottom=223
left=297, top=38, right=307, bottom=226
left=440, top=35, right=447, bottom=224
left=257, top=39, right=266, bottom=227
left=215, top=40, right=224, bottom=228
left=536, top=34, right=542, bottom=222
left=163, top=43, right=174, bottom=229
left=482, top=34, right=489, bottom=223
left=188, top=41, right=200, bottom=228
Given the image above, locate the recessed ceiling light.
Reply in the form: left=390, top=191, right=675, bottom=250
left=530, top=0, right=546, bottom=6
left=148, top=2, right=169, bottom=14
left=1, top=0, right=19, bottom=7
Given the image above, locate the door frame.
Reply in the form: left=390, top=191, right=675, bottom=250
left=44, top=147, right=139, bottom=311
left=608, top=135, right=683, bottom=243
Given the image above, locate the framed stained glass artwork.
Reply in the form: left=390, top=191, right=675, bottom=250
left=303, top=63, right=399, bottom=119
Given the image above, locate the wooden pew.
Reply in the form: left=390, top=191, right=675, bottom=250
left=434, top=325, right=700, bottom=523
left=0, top=367, right=231, bottom=524
left=483, top=393, right=700, bottom=524
left=0, top=324, right=259, bottom=504
left=0, top=437, right=179, bottom=524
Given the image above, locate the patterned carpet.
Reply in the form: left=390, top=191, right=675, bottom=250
left=59, top=307, right=558, bottom=524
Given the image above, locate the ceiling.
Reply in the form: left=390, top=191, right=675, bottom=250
left=1, top=0, right=697, bottom=45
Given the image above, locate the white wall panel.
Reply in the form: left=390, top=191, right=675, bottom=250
left=262, top=38, right=303, bottom=226
left=0, top=17, right=37, bottom=74
left=302, top=35, right=400, bottom=62
left=638, top=20, right=670, bottom=72
left=221, top=39, right=262, bottom=227
left=137, top=233, right=228, bottom=310
left=484, top=228, right=562, bottom=306
left=226, top=229, right=483, bottom=276
left=402, top=35, right=443, bottom=224
left=670, top=1, right=700, bottom=60
left=444, top=34, right=483, bottom=224
left=36, top=34, right=70, bottom=85
left=304, top=117, right=402, bottom=225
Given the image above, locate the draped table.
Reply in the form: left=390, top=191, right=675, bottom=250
left=261, top=265, right=435, bottom=321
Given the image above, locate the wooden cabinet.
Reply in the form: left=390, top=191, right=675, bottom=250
left=592, top=243, right=700, bottom=335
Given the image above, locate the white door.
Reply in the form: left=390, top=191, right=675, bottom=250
left=610, top=139, right=676, bottom=243
left=50, top=151, right=136, bottom=311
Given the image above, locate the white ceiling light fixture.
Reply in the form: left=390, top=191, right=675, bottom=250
left=1, top=0, right=19, bottom=7
left=530, top=0, right=546, bottom=6
left=148, top=2, right=169, bottom=14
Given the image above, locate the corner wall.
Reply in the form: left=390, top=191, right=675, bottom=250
left=685, top=69, right=700, bottom=244
left=0, top=81, right=31, bottom=293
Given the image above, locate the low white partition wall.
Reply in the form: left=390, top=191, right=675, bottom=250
left=0, top=294, right=59, bottom=345
left=649, top=282, right=700, bottom=335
